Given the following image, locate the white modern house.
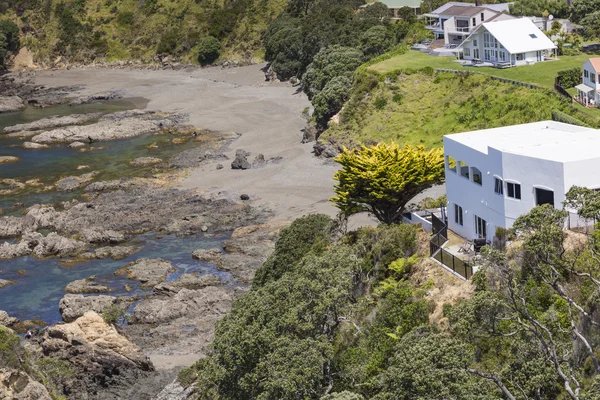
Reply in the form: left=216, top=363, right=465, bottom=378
left=444, top=121, right=600, bottom=241
left=424, top=2, right=512, bottom=43
left=575, top=58, right=600, bottom=107
left=458, top=18, right=557, bottom=66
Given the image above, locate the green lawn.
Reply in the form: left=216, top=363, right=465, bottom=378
left=369, top=50, right=591, bottom=88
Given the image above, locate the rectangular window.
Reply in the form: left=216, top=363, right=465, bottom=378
left=459, top=161, right=469, bottom=178
left=472, top=17, right=476, bottom=26
left=480, top=12, right=484, bottom=21
left=507, top=182, right=521, bottom=199
left=494, top=178, right=503, bottom=195
left=473, top=39, right=478, bottom=46
left=484, top=33, right=490, bottom=48
left=516, top=53, right=525, bottom=61
left=454, top=204, right=464, bottom=226
left=464, top=47, right=471, bottom=57
left=474, top=48, right=479, bottom=59
left=592, top=74, right=596, bottom=83
left=499, top=51, right=506, bottom=62
left=585, top=70, right=589, bottom=78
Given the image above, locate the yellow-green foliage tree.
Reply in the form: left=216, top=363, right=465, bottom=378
left=332, top=142, right=445, bottom=224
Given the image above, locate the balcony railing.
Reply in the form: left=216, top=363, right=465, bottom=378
left=447, top=26, right=470, bottom=33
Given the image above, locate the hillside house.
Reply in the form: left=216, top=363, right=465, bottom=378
left=458, top=18, right=557, bottom=66
left=424, top=2, right=512, bottom=44
left=575, top=58, right=600, bottom=107
left=444, top=121, right=600, bottom=241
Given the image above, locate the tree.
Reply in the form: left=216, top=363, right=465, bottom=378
left=312, top=75, right=353, bottom=128
left=197, top=36, right=221, bottom=65
left=359, top=26, right=393, bottom=58
left=331, top=142, right=445, bottom=224
left=302, top=46, right=364, bottom=99
left=509, top=0, right=569, bottom=18
left=0, top=19, right=19, bottom=67
left=571, top=0, right=600, bottom=22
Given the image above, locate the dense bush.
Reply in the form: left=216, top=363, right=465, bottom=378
left=312, top=75, right=353, bottom=128
left=197, top=36, right=221, bottom=65
left=551, top=109, right=591, bottom=127
left=252, top=214, right=333, bottom=286
left=360, top=25, right=393, bottom=58
left=303, top=46, right=364, bottom=99
left=509, top=0, right=569, bottom=18
left=556, top=67, right=582, bottom=88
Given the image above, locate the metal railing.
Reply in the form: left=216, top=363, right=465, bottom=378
left=429, top=214, right=473, bottom=280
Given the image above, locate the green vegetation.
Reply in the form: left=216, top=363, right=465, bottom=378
left=101, top=303, right=126, bottom=325
left=197, top=36, right=221, bottom=66
left=557, top=66, right=583, bottom=88
left=0, top=0, right=288, bottom=64
left=320, top=69, right=599, bottom=149
left=0, top=18, right=18, bottom=66
left=183, top=191, right=600, bottom=397
left=332, top=142, right=445, bottom=224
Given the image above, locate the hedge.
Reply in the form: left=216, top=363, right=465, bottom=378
left=551, top=109, right=591, bottom=127
left=556, top=67, right=582, bottom=88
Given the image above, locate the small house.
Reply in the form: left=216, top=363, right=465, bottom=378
left=575, top=58, right=600, bottom=107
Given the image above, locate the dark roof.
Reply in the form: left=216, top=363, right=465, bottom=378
left=441, top=5, right=495, bottom=17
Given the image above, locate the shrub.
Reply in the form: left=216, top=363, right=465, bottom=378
left=556, top=67, right=581, bottom=88
left=197, top=36, right=221, bottom=65
left=0, top=19, right=19, bottom=67
left=102, top=304, right=125, bottom=325
left=157, top=29, right=180, bottom=54
left=360, top=25, right=393, bottom=58
left=375, top=96, right=388, bottom=110
left=551, top=109, right=590, bottom=127
left=313, top=75, right=353, bottom=128
left=303, top=46, right=364, bottom=99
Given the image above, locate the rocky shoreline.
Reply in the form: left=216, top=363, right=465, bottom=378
left=0, top=77, right=291, bottom=399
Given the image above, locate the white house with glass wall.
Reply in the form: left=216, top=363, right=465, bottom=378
left=575, top=58, right=600, bottom=107
left=444, top=121, right=600, bottom=241
left=458, top=18, right=557, bottom=66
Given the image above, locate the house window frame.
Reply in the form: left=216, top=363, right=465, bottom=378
left=480, top=12, right=484, bottom=21
left=472, top=17, right=476, bottom=26
left=471, top=166, right=483, bottom=186
left=454, top=204, right=464, bottom=226
left=459, top=161, right=469, bottom=179
left=585, top=69, right=589, bottom=78
left=506, top=181, right=522, bottom=200
left=446, top=155, right=457, bottom=172
left=592, top=73, right=596, bottom=84
left=494, top=177, right=504, bottom=195
left=464, top=47, right=471, bottom=57
left=473, top=39, right=478, bottom=46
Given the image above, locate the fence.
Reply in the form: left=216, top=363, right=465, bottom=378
left=554, top=77, right=574, bottom=103
left=429, top=213, right=473, bottom=280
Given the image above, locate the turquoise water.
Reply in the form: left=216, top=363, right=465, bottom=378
left=0, top=101, right=235, bottom=325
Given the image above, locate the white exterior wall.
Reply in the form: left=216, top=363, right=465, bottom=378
left=582, top=60, right=600, bottom=104
left=444, top=138, right=571, bottom=240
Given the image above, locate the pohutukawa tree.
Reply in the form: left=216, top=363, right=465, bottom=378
left=331, top=142, right=445, bottom=224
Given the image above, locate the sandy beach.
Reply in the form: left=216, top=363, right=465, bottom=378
left=30, top=64, right=342, bottom=222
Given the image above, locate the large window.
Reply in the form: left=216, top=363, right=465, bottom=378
left=585, top=69, right=589, bottom=78
left=592, top=74, right=596, bottom=83
left=473, top=39, right=478, bottom=46
left=494, top=178, right=503, bottom=195
left=454, top=204, right=464, bottom=226
left=507, top=182, right=521, bottom=199
left=474, top=48, right=479, bottom=59
left=516, top=53, right=525, bottom=61
left=464, top=47, right=471, bottom=57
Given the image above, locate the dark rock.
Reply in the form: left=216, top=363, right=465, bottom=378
left=231, top=149, right=251, bottom=170
left=313, top=142, right=338, bottom=158
left=216, top=163, right=224, bottom=170
left=240, top=194, right=250, bottom=201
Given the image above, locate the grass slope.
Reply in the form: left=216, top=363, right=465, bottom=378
left=1, top=0, right=287, bottom=64
left=321, top=71, right=599, bottom=148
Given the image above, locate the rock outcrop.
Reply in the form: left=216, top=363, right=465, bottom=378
left=41, top=311, right=154, bottom=396
left=0, top=96, right=24, bottom=113
left=2, top=112, right=102, bottom=133
left=94, top=245, right=140, bottom=260
left=115, top=258, right=176, bottom=289
left=0, top=369, right=51, bottom=400
left=231, top=149, right=251, bottom=170
left=65, top=276, right=111, bottom=294
left=0, top=279, right=15, bottom=289
left=130, top=157, right=162, bottom=167
left=55, top=172, right=98, bottom=192
left=59, top=294, right=117, bottom=322
left=0, top=156, right=19, bottom=164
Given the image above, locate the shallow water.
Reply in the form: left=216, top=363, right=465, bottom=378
left=0, top=232, right=233, bottom=325
left=0, top=100, right=234, bottom=325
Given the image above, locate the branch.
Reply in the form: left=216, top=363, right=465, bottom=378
left=466, top=368, right=516, bottom=400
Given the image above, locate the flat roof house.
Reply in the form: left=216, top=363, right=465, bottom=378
left=575, top=58, right=600, bottom=108
left=458, top=18, right=557, bottom=66
left=444, top=121, right=600, bottom=241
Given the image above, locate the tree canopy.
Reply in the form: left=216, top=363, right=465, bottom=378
left=331, top=142, right=445, bottom=224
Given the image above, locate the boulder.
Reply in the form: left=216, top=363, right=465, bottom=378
left=68, top=141, right=85, bottom=148
left=55, top=172, right=98, bottom=192
left=129, top=157, right=162, bottom=167
left=0, top=156, right=19, bottom=164
left=65, top=276, right=111, bottom=294
left=231, top=149, right=251, bottom=170
left=191, top=247, right=223, bottom=263
left=59, top=294, right=116, bottom=322
left=0, top=216, right=24, bottom=237
left=240, top=194, right=250, bottom=201
left=29, top=232, right=87, bottom=258
left=80, top=228, right=125, bottom=244
left=0, top=96, right=24, bottom=113
left=114, top=258, right=176, bottom=289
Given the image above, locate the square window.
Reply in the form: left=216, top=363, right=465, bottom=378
left=529, top=33, right=537, bottom=38
left=494, top=178, right=503, bottom=195
left=507, top=182, right=521, bottom=200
